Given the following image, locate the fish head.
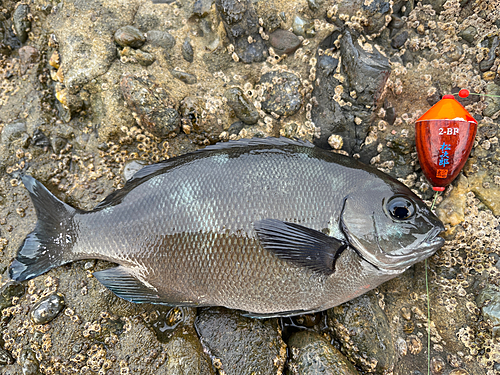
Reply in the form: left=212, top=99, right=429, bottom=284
left=340, top=178, right=445, bottom=274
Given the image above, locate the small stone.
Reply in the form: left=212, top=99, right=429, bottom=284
left=182, top=39, right=194, bottom=62
left=114, top=25, right=146, bottom=48
left=120, top=47, right=155, bottom=66
left=224, top=87, right=260, bottom=124
left=20, top=349, right=39, bottom=375
left=170, top=70, right=197, bottom=85
left=391, top=31, right=408, bottom=49
left=13, top=4, right=31, bottom=43
left=459, top=26, right=477, bottom=44
left=30, top=293, right=65, bottom=325
left=33, top=128, right=50, bottom=148
left=292, top=16, right=315, bottom=38
left=228, top=121, right=245, bottom=135
left=260, top=71, right=303, bottom=117
left=146, top=30, right=176, bottom=50
left=269, top=29, right=302, bottom=55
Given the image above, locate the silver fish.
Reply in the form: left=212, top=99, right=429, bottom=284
left=10, top=138, right=444, bottom=317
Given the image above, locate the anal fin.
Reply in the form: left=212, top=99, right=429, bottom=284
left=93, top=266, right=162, bottom=304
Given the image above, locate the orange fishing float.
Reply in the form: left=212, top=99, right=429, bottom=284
left=415, top=91, right=478, bottom=192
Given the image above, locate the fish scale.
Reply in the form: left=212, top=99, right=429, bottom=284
left=10, top=138, right=445, bottom=317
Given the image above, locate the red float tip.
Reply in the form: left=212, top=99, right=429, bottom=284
left=458, top=89, right=470, bottom=98
left=432, top=186, right=446, bottom=192
left=442, top=94, right=454, bottom=99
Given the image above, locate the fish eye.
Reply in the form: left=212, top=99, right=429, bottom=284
left=386, top=196, right=415, bottom=221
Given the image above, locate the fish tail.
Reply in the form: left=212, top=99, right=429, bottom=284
left=9, top=175, right=78, bottom=282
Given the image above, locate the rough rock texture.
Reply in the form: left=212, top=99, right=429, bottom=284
left=0, top=0, right=499, bottom=373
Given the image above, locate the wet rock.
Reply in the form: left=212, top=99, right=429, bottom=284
left=288, top=331, right=360, bottom=374
left=114, top=25, right=146, bottom=48
left=292, top=16, right=315, bottom=38
left=164, top=327, right=216, bottom=374
left=19, top=349, right=39, bottom=375
left=0, top=281, right=25, bottom=311
left=224, top=87, right=260, bottom=124
left=194, top=307, right=286, bottom=375
left=269, top=29, right=302, bottom=55
left=215, top=0, right=267, bottom=63
left=30, top=293, right=65, bottom=325
left=317, top=54, right=339, bottom=77
left=312, top=30, right=390, bottom=163
left=145, top=30, right=176, bottom=50
left=121, top=74, right=180, bottom=137
left=477, top=284, right=500, bottom=338
left=182, top=39, right=194, bottom=62
left=328, top=292, right=395, bottom=373
left=13, top=4, right=31, bottom=43
left=32, top=129, right=50, bottom=149
left=260, top=71, right=303, bottom=117
left=171, top=70, right=197, bottom=85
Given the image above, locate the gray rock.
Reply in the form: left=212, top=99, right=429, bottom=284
left=120, top=46, right=156, bottom=66
left=292, top=16, right=316, bottom=38
left=459, top=26, right=477, bottom=44
left=484, top=82, right=500, bottom=117
left=228, top=121, right=245, bottom=135
left=13, top=4, right=31, bottom=43
left=30, top=293, right=66, bottom=325
left=312, top=30, right=390, bottom=163
left=193, top=0, right=215, bottom=17
left=288, top=331, right=360, bottom=374
left=215, top=0, right=267, bottom=63
left=124, top=160, right=147, bottom=181
left=171, top=70, right=198, bottom=84
left=260, top=71, right=303, bottom=117
left=391, top=31, right=408, bottom=49
left=194, top=307, right=286, bottom=375
left=146, top=30, right=176, bottom=50
left=224, top=87, right=260, bottom=124
left=19, top=349, right=40, bottom=375
left=182, top=39, right=194, bottom=62
left=121, top=74, right=180, bottom=137
left=330, top=0, right=391, bottom=36
left=269, top=29, right=302, bottom=55
left=328, top=292, right=396, bottom=373
left=114, top=25, right=146, bottom=48
left=479, top=36, right=499, bottom=72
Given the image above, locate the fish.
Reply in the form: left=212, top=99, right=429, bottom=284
left=9, top=137, right=445, bottom=318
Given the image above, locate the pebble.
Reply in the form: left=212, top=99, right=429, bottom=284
left=228, top=121, right=245, bottom=135
left=260, top=71, right=303, bottom=117
left=459, top=26, right=477, bottom=44
left=391, top=31, right=408, bottom=49
left=182, top=39, right=194, bottom=63
left=32, top=128, right=51, bottom=148
left=288, top=331, right=360, bottom=374
left=328, top=292, right=395, bottom=373
left=171, top=70, right=197, bottom=85
left=13, top=3, right=31, bottom=43
left=120, top=46, right=155, bottom=66
left=269, top=29, right=302, bottom=55
left=292, top=16, right=315, bottom=38
left=146, top=30, right=176, bottom=50
left=19, top=349, right=39, bottom=375
left=30, top=293, right=66, bottom=325
left=114, top=25, right=146, bottom=48
left=194, top=307, right=285, bottom=375
left=224, top=87, right=260, bottom=124
left=121, top=74, right=180, bottom=137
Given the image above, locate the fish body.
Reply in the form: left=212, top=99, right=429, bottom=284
left=10, top=138, right=444, bottom=317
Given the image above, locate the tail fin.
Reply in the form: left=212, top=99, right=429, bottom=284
left=9, top=175, right=78, bottom=282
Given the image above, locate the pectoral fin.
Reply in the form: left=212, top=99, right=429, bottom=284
left=93, top=266, right=163, bottom=304
left=255, top=219, right=347, bottom=275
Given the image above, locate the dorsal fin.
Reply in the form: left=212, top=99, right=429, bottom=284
left=94, top=137, right=313, bottom=210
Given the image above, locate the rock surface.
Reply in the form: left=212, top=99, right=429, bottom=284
left=0, top=0, right=499, bottom=373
